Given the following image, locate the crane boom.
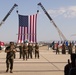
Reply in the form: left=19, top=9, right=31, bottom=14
left=38, top=2, right=67, bottom=41
left=0, top=4, right=18, bottom=26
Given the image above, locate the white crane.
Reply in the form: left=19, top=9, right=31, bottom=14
left=0, top=4, right=18, bottom=26
left=38, top=2, right=67, bottom=41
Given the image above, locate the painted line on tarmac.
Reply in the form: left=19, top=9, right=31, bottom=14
left=40, top=54, right=61, bottom=71
left=0, top=61, right=67, bottom=64
left=0, top=70, right=64, bottom=73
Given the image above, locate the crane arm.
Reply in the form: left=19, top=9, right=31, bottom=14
left=51, top=20, right=67, bottom=40
left=0, top=4, right=18, bottom=26
left=38, top=2, right=67, bottom=41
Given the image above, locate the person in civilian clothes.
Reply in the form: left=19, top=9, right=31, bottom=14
left=68, top=42, right=73, bottom=54
left=62, top=43, right=66, bottom=54
left=56, top=42, right=59, bottom=54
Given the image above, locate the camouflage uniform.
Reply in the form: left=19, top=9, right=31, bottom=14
left=19, top=43, right=23, bottom=59
left=28, top=43, right=33, bottom=59
left=23, top=43, right=28, bottom=60
left=35, top=43, right=39, bottom=59
left=5, top=42, right=16, bottom=73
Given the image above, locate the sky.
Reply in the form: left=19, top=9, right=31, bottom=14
left=0, top=0, right=76, bottom=42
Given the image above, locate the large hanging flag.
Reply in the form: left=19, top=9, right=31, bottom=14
left=18, top=14, right=37, bottom=43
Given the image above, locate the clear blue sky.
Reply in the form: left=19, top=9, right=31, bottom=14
left=0, top=0, right=76, bottom=42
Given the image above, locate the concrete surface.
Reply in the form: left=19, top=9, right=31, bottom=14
left=0, top=47, right=70, bottom=75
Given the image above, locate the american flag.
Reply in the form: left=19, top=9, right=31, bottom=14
left=18, top=14, right=37, bottom=43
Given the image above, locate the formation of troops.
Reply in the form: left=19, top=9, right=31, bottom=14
left=4, top=42, right=39, bottom=73
left=19, top=42, right=39, bottom=60
left=50, top=41, right=76, bottom=54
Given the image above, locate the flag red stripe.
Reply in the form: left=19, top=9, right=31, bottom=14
left=22, top=27, right=24, bottom=43
left=21, top=27, right=22, bottom=42
left=24, top=27, right=25, bottom=41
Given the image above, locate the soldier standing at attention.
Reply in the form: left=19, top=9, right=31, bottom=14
left=35, top=43, right=39, bottom=59
left=19, top=43, right=23, bottom=59
left=23, top=43, right=28, bottom=60
left=28, top=43, right=33, bottom=59
left=5, top=42, right=16, bottom=73
left=32, top=43, right=35, bottom=54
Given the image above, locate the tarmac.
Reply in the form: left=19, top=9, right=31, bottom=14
left=0, top=46, right=70, bottom=75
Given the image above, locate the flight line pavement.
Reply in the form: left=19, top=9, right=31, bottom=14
left=0, top=48, right=70, bottom=75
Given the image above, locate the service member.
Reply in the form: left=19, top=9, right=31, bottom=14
left=5, top=42, right=16, bottom=73
left=35, top=43, right=39, bottom=59
left=19, top=43, right=23, bottom=59
left=28, top=43, right=33, bottom=59
left=23, top=43, right=28, bottom=60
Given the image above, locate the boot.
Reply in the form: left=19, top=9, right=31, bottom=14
left=6, top=69, right=8, bottom=72
left=10, top=70, right=13, bottom=73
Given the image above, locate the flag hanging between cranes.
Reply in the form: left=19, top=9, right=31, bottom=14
left=18, top=14, right=37, bottom=43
